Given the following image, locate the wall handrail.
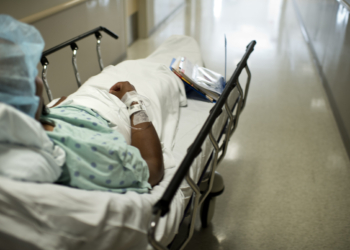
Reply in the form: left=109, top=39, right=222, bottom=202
left=337, top=0, right=350, bottom=11
left=19, top=0, right=87, bottom=24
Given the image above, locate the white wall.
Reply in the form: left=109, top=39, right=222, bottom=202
left=138, top=0, right=185, bottom=38
left=294, top=0, right=350, bottom=157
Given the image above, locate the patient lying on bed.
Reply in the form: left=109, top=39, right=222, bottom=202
left=0, top=15, right=164, bottom=194
left=41, top=79, right=164, bottom=193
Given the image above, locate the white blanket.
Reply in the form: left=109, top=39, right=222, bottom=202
left=0, top=103, right=65, bottom=183
left=0, top=35, right=204, bottom=249
left=64, top=59, right=185, bottom=170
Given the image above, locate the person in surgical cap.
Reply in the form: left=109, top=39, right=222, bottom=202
left=0, top=14, right=45, bottom=120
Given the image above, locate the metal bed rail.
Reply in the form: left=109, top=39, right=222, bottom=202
left=40, top=26, right=118, bottom=102
left=148, top=40, right=256, bottom=250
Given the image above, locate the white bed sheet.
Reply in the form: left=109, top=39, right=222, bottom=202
left=0, top=35, right=209, bottom=250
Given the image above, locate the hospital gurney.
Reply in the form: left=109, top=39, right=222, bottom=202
left=0, top=27, right=256, bottom=250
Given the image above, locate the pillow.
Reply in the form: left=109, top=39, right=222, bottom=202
left=0, top=103, right=65, bottom=182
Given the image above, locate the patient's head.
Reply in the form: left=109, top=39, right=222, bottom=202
left=0, top=15, right=45, bottom=119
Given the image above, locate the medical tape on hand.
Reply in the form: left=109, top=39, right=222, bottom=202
left=121, top=91, right=140, bottom=108
left=133, top=110, right=150, bottom=125
left=121, top=91, right=150, bottom=125
left=128, top=103, right=146, bottom=116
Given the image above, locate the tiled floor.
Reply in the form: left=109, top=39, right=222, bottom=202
left=127, top=0, right=350, bottom=249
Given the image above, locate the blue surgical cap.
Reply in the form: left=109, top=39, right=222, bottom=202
left=0, top=15, right=45, bottom=118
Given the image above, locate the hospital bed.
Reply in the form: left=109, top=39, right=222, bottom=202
left=0, top=26, right=256, bottom=250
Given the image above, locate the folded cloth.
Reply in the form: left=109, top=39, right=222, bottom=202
left=0, top=103, right=65, bottom=182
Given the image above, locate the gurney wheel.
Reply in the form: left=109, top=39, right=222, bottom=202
left=200, top=196, right=216, bottom=228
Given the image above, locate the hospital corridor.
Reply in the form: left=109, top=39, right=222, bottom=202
left=1, top=0, right=350, bottom=249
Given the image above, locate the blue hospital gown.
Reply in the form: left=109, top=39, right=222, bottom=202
left=44, top=104, right=151, bottom=194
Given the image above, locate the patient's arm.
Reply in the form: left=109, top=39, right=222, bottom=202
left=51, top=96, right=67, bottom=107
left=109, top=82, right=164, bottom=186
left=130, top=114, right=164, bottom=187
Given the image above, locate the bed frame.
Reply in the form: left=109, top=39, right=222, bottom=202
left=39, top=26, right=256, bottom=250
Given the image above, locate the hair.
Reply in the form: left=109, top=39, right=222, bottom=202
left=41, top=103, right=50, bottom=116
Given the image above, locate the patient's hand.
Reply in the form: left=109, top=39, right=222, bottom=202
left=109, top=81, right=136, bottom=100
